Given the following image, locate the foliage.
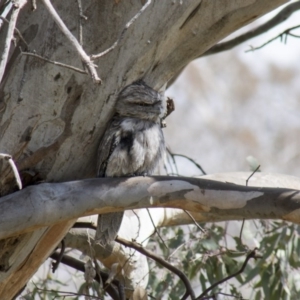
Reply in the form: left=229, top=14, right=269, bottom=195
left=147, top=220, right=300, bottom=299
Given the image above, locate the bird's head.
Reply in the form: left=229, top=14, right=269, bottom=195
left=115, top=80, right=166, bottom=122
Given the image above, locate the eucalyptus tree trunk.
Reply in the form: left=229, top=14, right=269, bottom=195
left=0, top=0, right=288, bottom=298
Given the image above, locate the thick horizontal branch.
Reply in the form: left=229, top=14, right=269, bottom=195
left=1, top=173, right=300, bottom=240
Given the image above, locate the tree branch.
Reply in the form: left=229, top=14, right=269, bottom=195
left=40, top=0, right=101, bottom=83
left=202, top=1, right=300, bottom=56
left=0, top=0, right=27, bottom=83
left=116, top=236, right=196, bottom=300
left=21, top=51, right=88, bottom=74
left=197, top=248, right=260, bottom=299
left=0, top=153, right=22, bottom=189
left=246, top=24, right=300, bottom=52
left=1, top=173, right=300, bottom=240
left=50, top=252, right=121, bottom=300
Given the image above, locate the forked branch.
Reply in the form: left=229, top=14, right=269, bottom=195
left=41, top=0, right=101, bottom=83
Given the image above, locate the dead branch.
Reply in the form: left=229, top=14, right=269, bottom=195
left=21, top=51, right=88, bottom=74
left=0, top=0, right=27, bottom=83
left=41, top=0, right=101, bottom=83
left=116, top=236, right=196, bottom=300
left=0, top=153, right=22, bottom=189
left=203, top=1, right=300, bottom=56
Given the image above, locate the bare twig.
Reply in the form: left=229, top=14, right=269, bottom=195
left=246, top=165, right=260, bottom=186
left=246, top=25, right=300, bottom=52
left=203, top=1, right=300, bottom=56
left=146, top=208, right=169, bottom=250
left=167, top=148, right=207, bottom=175
left=0, top=16, right=29, bottom=48
left=41, top=0, right=101, bottom=83
left=200, top=292, right=246, bottom=299
left=91, top=0, right=152, bottom=60
left=239, top=219, right=245, bottom=243
left=132, top=209, right=141, bottom=241
left=0, top=0, right=27, bottom=83
left=116, top=236, right=196, bottom=300
left=0, top=153, right=22, bottom=189
left=197, top=248, right=260, bottom=299
left=184, top=210, right=205, bottom=233
left=51, top=239, right=65, bottom=273
left=165, top=147, right=179, bottom=175
left=21, top=51, right=88, bottom=74
left=31, top=287, right=103, bottom=299
left=76, top=0, right=87, bottom=46
left=50, top=252, right=121, bottom=300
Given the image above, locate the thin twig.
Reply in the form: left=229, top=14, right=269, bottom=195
left=167, top=148, right=207, bottom=175
left=50, top=252, right=121, bottom=300
left=166, top=147, right=179, bottom=175
left=197, top=248, right=260, bottom=299
left=116, top=236, right=196, bottom=300
left=200, top=292, right=246, bottom=300
left=21, top=51, right=89, bottom=74
left=41, top=0, right=101, bottom=83
left=203, top=1, right=300, bottom=56
left=239, top=219, right=245, bottom=244
left=132, top=209, right=141, bottom=241
left=246, top=165, right=260, bottom=186
left=246, top=25, right=300, bottom=52
left=0, top=16, right=29, bottom=48
left=51, top=239, right=65, bottom=273
left=146, top=208, right=169, bottom=250
left=0, top=153, right=22, bottom=189
left=91, top=0, right=152, bottom=60
left=184, top=210, right=205, bottom=233
left=0, top=0, right=27, bottom=83
left=76, top=0, right=86, bottom=46
left=32, top=287, right=103, bottom=299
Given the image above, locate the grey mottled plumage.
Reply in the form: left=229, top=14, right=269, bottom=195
left=95, top=80, right=166, bottom=246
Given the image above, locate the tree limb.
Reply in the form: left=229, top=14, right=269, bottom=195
left=1, top=173, right=300, bottom=240
left=202, top=1, right=300, bottom=56
left=246, top=24, right=300, bottom=52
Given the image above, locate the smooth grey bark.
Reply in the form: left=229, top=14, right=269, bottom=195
left=2, top=174, right=300, bottom=241
left=0, top=0, right=288, bottom=298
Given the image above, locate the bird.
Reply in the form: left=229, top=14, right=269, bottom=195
left=95, top=80, right=167, bottom=247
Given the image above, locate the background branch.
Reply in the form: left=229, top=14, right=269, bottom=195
left=116, top=236, right=196, bottom=300
left=202, top=1, right=300, bottom=56
left=50, top=252, right=120, bottom=300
